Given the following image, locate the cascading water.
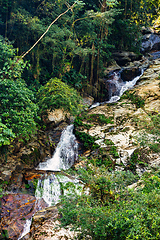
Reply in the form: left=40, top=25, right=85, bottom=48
left=18, top=219, right=32, bottom=240
left=35, top=173, right=82, bottom=207
left=108, top=69, right=144, bottom=103
left=35, top=124, right=80, bottom=207
left=90, top=68, right=144, bottom=108
left=37, top=124, right=78, bottom=171
left=18, top=125, right=79, bottom=239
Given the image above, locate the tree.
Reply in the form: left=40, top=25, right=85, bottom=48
left=0, top=36, right=39, bottom=146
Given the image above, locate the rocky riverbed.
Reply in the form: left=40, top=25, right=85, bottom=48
left=0, top=55, right=160, bottom=239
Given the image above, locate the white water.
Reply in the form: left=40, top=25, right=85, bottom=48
left=18, top=218, right=32, bottom=240
left=37, top=124, right=78, bottom=171
left=18, top=125, right=79, bottom=238
left=90, top=69, right=144, bottom=108
left=35, top=173, right=82, bottom=206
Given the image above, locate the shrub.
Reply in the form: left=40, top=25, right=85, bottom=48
left=75, top=131, right=96, bottom=149
left=122, top=91, right=145, bottom=108
left=37, top=77, right=82, bottom=116
left=59, top=169, right=160, bottom=240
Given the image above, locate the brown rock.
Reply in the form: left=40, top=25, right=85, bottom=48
left=0, top=194, right=44, bottom=240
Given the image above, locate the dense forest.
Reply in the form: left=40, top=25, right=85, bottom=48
left=0, top=0, right=159, bottom=147
left=0, top=0, right=160, bottom=239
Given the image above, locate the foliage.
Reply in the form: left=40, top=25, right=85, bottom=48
left=59, top=167, right=160, bottom=240
left=121, top=90, right=145, bottom=108
left=126, top=148, right=149, bottom=172
left=0, top=78, right=38, bottom=142
left=0, top=37, right=39, bottom=146
left=75, top=130, right=97, bottom=149
left=132, top=113, right=160, bottom=148
left=0, top=118, right=15, bottom=147
left=37, top=77, right=82, bottom=116
left=89, top=148, right=115, bottom=169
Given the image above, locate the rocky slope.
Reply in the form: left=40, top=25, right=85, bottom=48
left=75, top=58, right=160, bottom=176
left=19, top=57, right=160, bottom=240
left=1, top=57, right=160, bottom=240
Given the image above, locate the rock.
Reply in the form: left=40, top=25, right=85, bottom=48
left=141, top=26, right=154, bottom=35
left=113, top=51, right=142, bottom=66
left=82, top=95, right=94, bottom=107
left=30, top=206, right=78, bottom=240
left=104, top=61, right=121, bottom=76
left=141, top=33, right=160, bottom=53
left=48, top=109, right=70, bottom=125
left=75, top=59, right=160, bottom=173
left=0, top=194, right=45, bottom=240
left=121, top=67, right=141, bottom=81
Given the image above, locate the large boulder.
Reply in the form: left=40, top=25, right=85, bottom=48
left=141, top=33, right=160, bottom=53
left=0, top=194, right=47, bottom=240
left=47, top=109, right=70, bottom=125
left=112, top=51, right=142, bottom=66
left=120, top=67, right=142, bottom=81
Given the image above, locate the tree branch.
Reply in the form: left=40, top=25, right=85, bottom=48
left=20, top=1, right=77, bottom=60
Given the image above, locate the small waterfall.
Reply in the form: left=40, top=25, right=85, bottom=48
left=107, top=68, right=144, bottom=103
left=37, top=124, right=78, bottom=171
left=90, top=68, right=144, bottom=108
left=18, top=219, right=32, bottom=240
left=35, top=173, right=82, bottom=207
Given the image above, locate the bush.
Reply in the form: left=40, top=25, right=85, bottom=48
left=59, top=168, right=160, bottom=240
left=122, top=91, right=145, bottom=108
left=37, top=77, right=82, bottom=116
left=75, top=131, right=97, bottom=149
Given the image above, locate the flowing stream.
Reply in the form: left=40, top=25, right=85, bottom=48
left=90, top=68, right=144, bottom=108
left=37, top=124, right=78, bottom=171
left=19, top=68, right=144, bottom=239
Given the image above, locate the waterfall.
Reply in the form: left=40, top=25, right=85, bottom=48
left=90, top=68, right=144, bottom=108
left=37, top=124, right=78, bottom=171
left=35, top=173, right=82, bottom=207
left=36, top=124, right=79, bottom=206
left=18, top=219, right=32, bottom=240
left=107, top=69, right=144, bottom=103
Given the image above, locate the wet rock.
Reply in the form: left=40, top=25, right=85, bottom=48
left=141, top=33, right=160, bottom=53
left=121, top=67, right=141, bottom=81
left=0, top=194, right=43, bottom=240
left=104, top=61, right=121, bottom=76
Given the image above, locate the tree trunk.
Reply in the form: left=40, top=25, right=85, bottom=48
left=90, top=42, right=95, bottom=86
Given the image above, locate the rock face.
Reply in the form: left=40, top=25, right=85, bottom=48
left=0, top=194, right=47, bottom=240
left=112, top=51, right=142, bottom=66
left=75, top=59, right=160, bottom=175
left=0, top=121, right=68, bottom=184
